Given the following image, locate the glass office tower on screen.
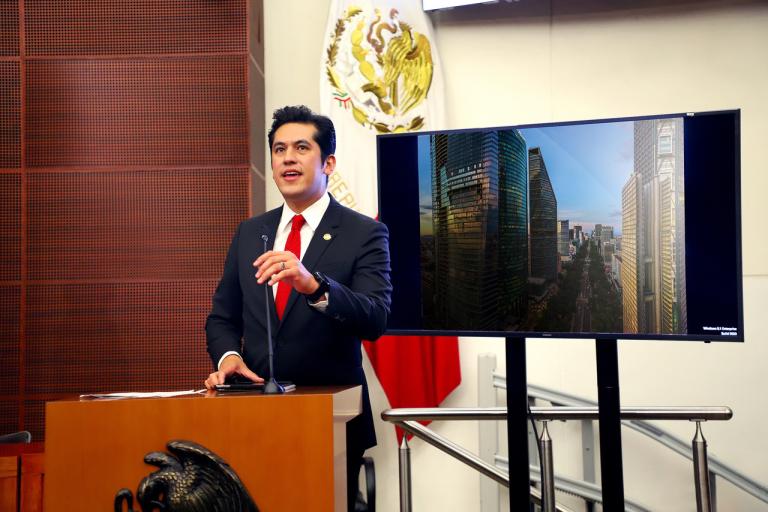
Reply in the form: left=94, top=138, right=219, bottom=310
left=528, top=147, right=559, bottom=283
left=378, top=110, right=743, bottom=342
left=424, top=130, right=528, bottom=331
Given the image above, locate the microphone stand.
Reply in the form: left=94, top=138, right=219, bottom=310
left=261, top=235, right=285, bottom=394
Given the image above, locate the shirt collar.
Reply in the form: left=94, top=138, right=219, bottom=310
left=278, top=192, right=331, bottom=234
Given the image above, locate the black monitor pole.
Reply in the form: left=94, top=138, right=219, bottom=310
left=506, top=337, right=625, bottom=511
left=596, top=339, right=625, bottom=510
left=505, top=336, right=531, bottom=510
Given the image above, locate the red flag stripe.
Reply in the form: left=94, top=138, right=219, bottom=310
left=364, top=335, right=461, bottom=444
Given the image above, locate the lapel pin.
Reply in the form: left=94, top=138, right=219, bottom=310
left=323, top=233, right=332, bottom=241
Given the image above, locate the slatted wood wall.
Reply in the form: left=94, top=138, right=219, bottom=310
left=0, top=0, right=252, bottom=441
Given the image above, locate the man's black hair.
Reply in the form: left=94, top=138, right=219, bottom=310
left=268, top=105, right=336, bottom=163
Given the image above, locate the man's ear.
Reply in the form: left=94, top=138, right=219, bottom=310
left=323, top=154, right=336, bottom=176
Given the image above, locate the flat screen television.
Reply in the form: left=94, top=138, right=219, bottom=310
left=377, top=110, right=743, bottom=341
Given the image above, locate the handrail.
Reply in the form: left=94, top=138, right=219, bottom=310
left=394, top=418, right=577, bottom=512
left=383, top=406, right=732, bottom=512
left=382, top=406, right=733, bottom=422
left=516, top=380, right=768, bottom=505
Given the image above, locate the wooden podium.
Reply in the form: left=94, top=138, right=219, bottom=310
left=44, top=386, right=362, bottom=511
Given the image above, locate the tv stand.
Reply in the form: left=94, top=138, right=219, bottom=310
left=504, top=337, right=625, bottom=511
left=596, top=338, right=625, bottom=510
left=505, top=337, right=530, bottom=508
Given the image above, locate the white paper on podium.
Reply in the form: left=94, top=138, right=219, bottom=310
left=79, top=389, right=206, bottom=399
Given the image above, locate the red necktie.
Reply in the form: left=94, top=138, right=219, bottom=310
left=275, top=214, right=305, bottom=320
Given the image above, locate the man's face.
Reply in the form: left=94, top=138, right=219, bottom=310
left=270, top=122, right=335, bottom=213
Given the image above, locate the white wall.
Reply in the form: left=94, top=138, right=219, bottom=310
left=264, top=1, right=768, bottom=510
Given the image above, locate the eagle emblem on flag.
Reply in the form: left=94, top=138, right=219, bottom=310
left=325, top=7, right=434, bottom=133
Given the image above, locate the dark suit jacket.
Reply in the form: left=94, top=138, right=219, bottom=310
left=205, top=195, right=392, bottom=451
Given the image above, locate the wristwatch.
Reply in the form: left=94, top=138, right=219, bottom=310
left=306, top=271, right=330, bottom=302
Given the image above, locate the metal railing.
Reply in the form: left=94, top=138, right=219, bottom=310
left=382, top=406, right=732, bottom=512
left=520, top=380, right=768, bottom=507
left=477, top=353, right=768, bottom=511
left=387, top=414, right=576, bottom=512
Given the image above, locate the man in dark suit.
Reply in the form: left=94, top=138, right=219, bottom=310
left=205, top=105, right=392, bottom=511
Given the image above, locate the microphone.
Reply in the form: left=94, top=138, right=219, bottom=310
left=260, top=234, right=285, bottom=394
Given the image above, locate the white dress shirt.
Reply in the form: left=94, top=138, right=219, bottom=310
left=271, top=192, right=331, bottom=298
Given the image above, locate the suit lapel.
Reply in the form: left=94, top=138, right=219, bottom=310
left=277, top=199, right=342, bottom=329
left=301, top=199, right=342, bottom=272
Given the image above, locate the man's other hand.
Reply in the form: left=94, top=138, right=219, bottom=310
left=204, top=354, right=264, bottom=389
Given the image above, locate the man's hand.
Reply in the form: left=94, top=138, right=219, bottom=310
left=253, top=250, right=319, bottom=295
left=204, top=354, right=264, bottom=389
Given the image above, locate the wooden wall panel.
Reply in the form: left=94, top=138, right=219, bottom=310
left=0, top=286, right=20, bottom=396
left=23, top=401, right=45, bottom=445
left=0, top=1, right=19, bottom=56
left=1, top=0, right=254, bottom=441
left=25, top=0, right=246, bottom=55
left=0, top=62, right=21, bottom=168
left=26, top=57, right=248, bottom=168
left=27, top=169, right=248, bottom=280
left=0, top=175, right=21, bottom=280
left=25, top=281, right=215, bottom=396
left=0, top=400, right=19, bottom=443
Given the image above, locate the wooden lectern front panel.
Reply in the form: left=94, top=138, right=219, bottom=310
left=45, top=387, right=361, bottom=512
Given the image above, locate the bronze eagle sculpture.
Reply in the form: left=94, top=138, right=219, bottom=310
left=114, top=440, right=258, bottom=512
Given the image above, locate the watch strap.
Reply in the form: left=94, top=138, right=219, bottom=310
left=306, top=271, right=330, bottom=302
